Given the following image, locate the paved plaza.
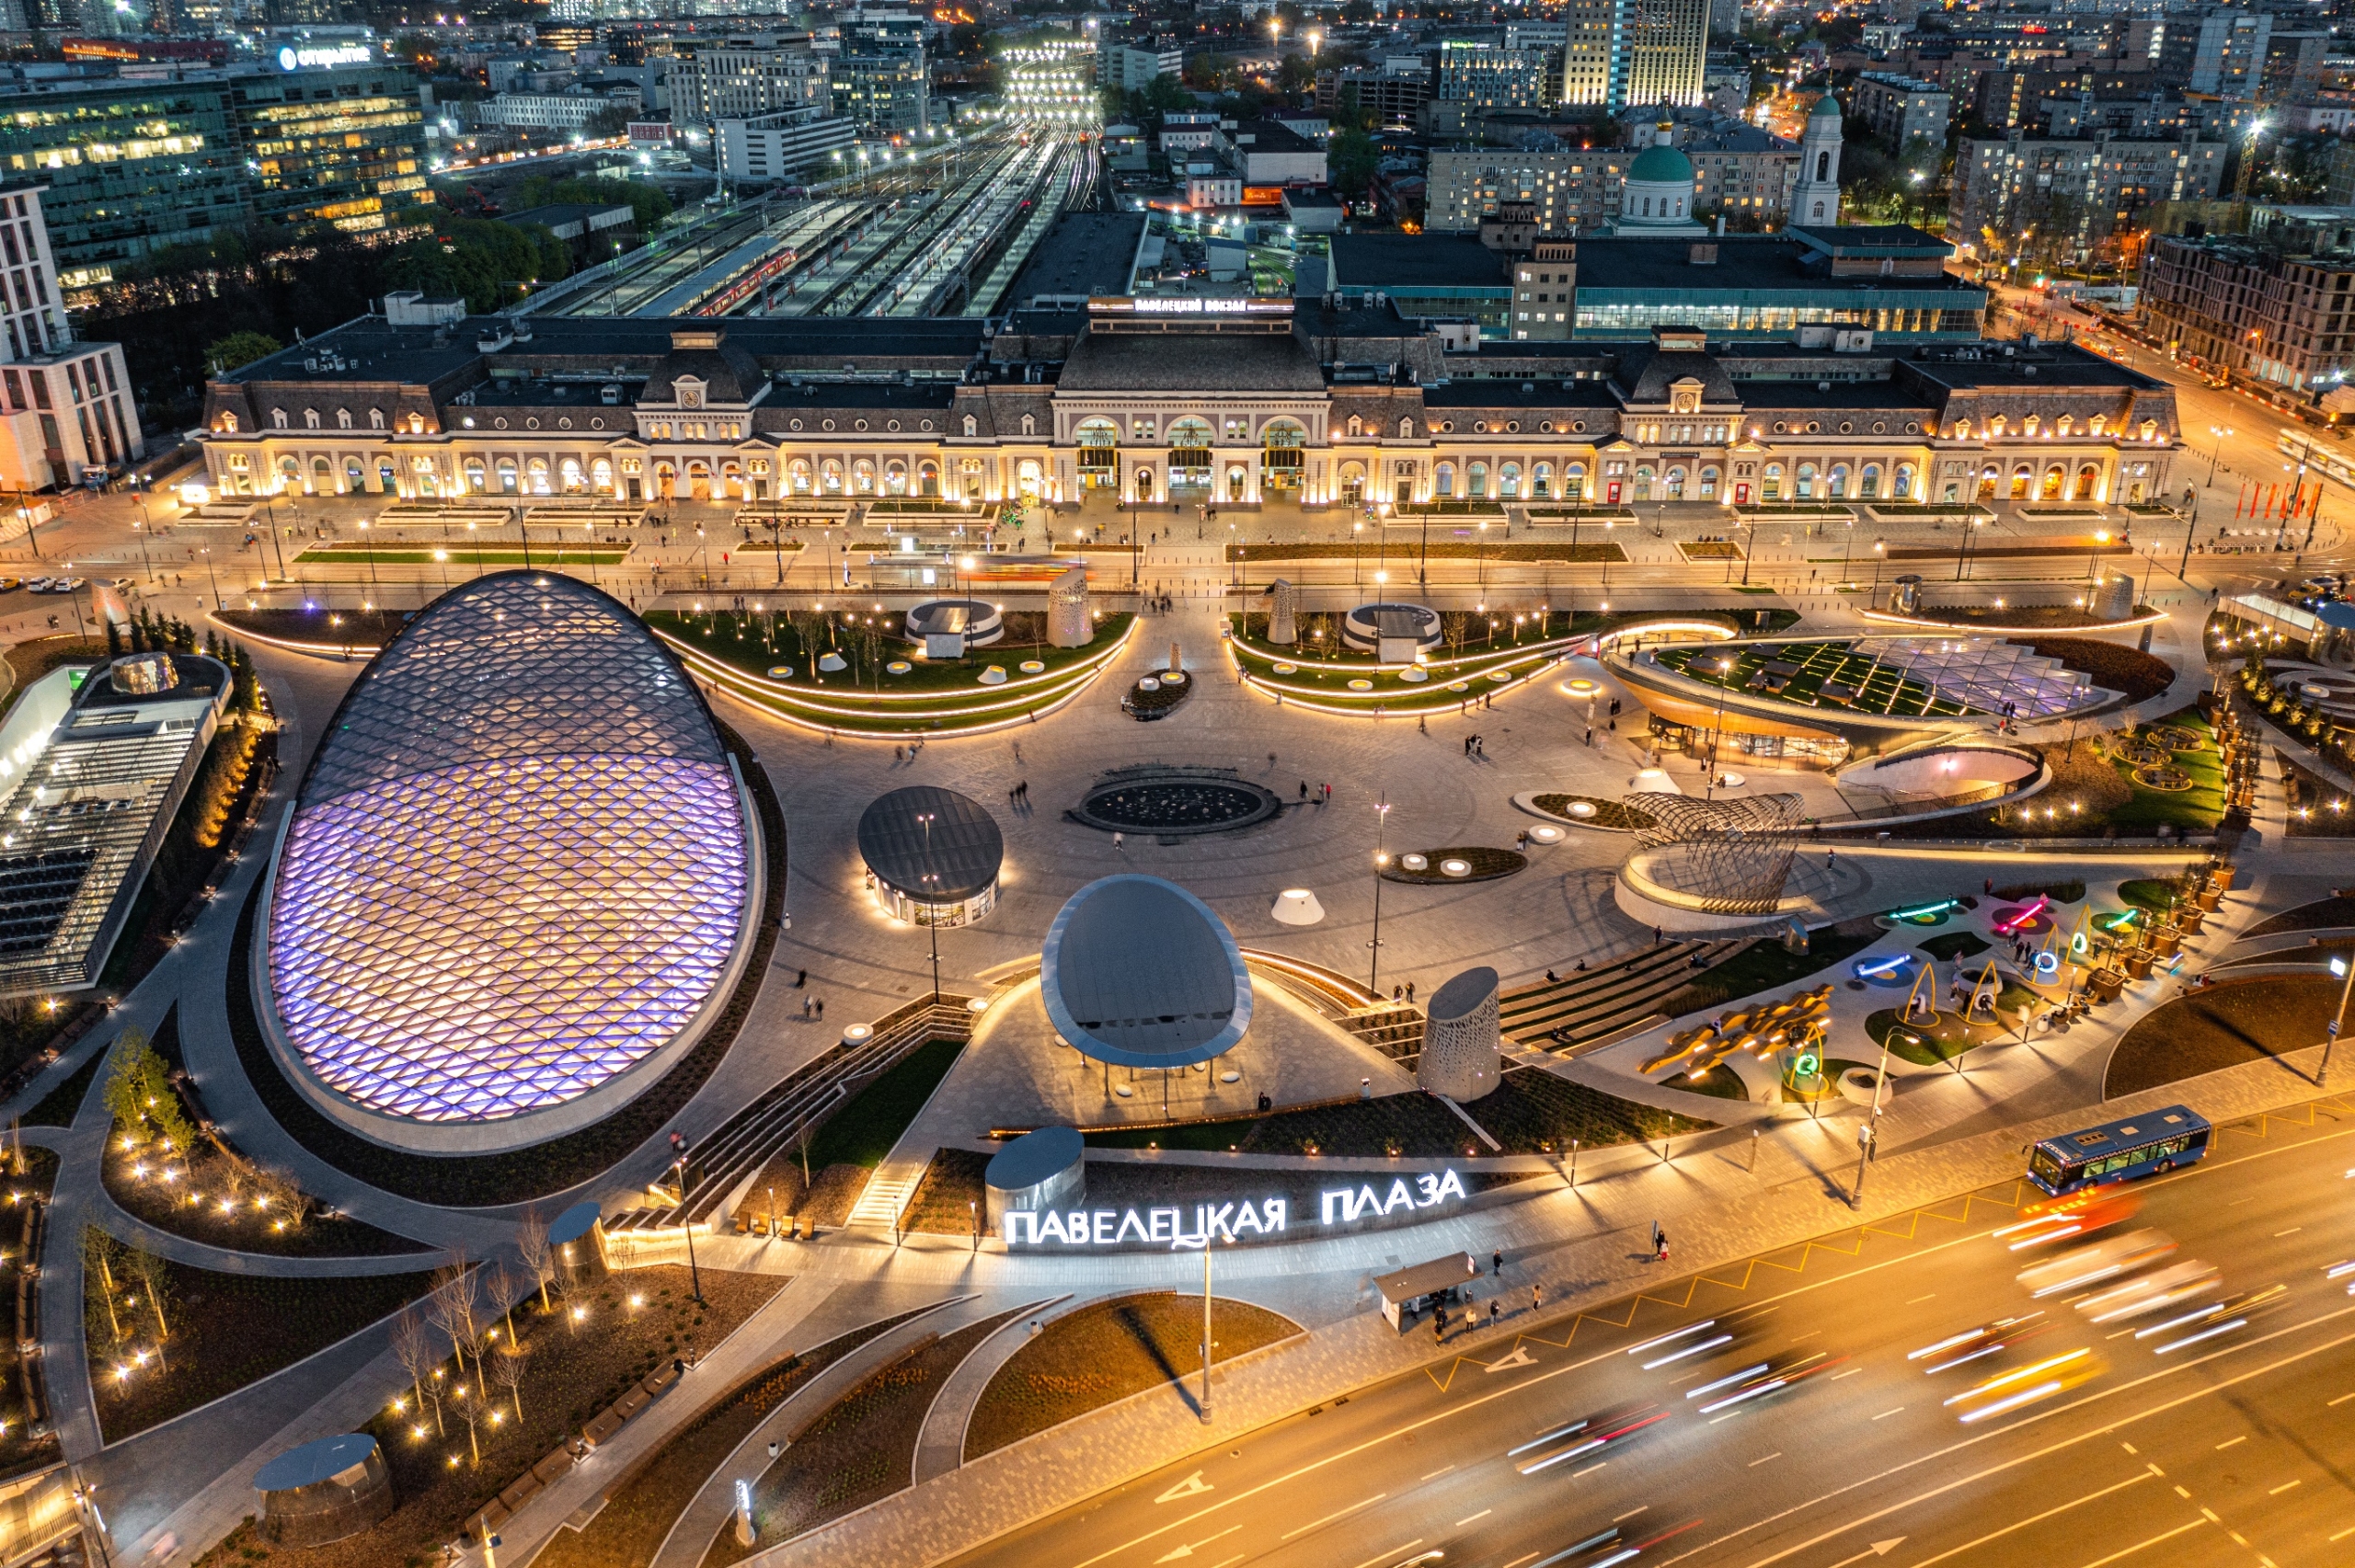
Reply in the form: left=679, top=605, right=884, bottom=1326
left=0, top=466, right=2342, bottom=1568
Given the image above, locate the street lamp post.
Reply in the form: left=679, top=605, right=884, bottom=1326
left=200, top=545, right=220, bottom=611
left=917, top=811, right=941, bottom=1004
left=2326, top=955, right=2355, bottom=1084
left=1368, top=797, right=1391, bottom=993
left=672, top=1153, right=706, bottom=1304
left=1705, top=657, right=1733, bottom=799
left=2206, top=424, right=2234, bottom=486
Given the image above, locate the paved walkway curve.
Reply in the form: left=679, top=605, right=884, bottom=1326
left=911, top=1294, right=1070, bottom=1484
left=83, top=1185, right=453, bottom=1277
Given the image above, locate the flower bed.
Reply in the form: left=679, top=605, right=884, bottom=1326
left=1382, top=846, right=1526, bottom=884
left=1531, top=794, right=1657, bottom=832
left=2107, top=976, right=2338, bottom=1097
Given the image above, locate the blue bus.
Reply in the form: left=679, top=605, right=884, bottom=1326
left=2028, top=1105, right=2211, bottom=1196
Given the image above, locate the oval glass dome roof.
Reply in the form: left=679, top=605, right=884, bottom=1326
left=1040, top=876, right=1251, bottom=1068
left=263, top=573, right=754, bottom=1142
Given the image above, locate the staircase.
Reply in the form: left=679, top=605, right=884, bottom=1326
left=848, top=1169, right=921, bottom=1230
left=1500, top=940, right=1752, bottom=1056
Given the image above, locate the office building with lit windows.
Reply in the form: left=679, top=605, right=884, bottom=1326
left=0, top=58, right=424, bottom=284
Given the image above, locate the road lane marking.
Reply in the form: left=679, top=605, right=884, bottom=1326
left=1750, top=1453, right=1783, bottom=1466
left=2176, top=1487, right=2192, bottom=1498
left=1572, top=1462, right=1608, bottom=1477
left=1279, top=1494, right=1387, bottom=1541
left=1419, top=1466, right=1454, bottom=1482
left=1154, top=1526, right=1240, bottom=1562
left=2329, top=1391, right=2355, bottom=1405
left=2270, top=1480, right=2301, bottom=1494
left=2216, top=1436, right=2247, bottom=1450
left=1902, top=1471, right=2154, bottom=1568
left=1669, top=1304, right=2355, bottom=1568
left=1832, top=1368, right=1863, bottom=1379
left=2073, top=1519, right=2207, bottom=1568
left=1615, top=1508, right=1649, bottom=1522
left=1907, top=1295, right=1936, bottom=1304
left=1872, top=1408, right=1904, bottom=1420
left=2275, top=1228, right=2303, bottom=1237
left=1345, top=1541, right=1421, bottom=1568
left=1456, top=1511, right=1493, bottom=1528
left=2330, top=1524, right=2355, bottom=1542
left=1155, top=1471, right=1213, bottom=1503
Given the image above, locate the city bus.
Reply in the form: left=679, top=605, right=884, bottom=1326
left=2027, top=1105, right=2211, bottom=1196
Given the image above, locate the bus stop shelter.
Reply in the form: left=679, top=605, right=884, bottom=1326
left=1373, top=1253, right=1480, bottom=1332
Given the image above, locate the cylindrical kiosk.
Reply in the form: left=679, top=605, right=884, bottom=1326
left=254, top=1434, right=394, bottom=1547
left=548, top=1199, right=608, bottom=1288
left=1419, top=966, right=1501, bottom=1102
left=984, top=1127, right=1086, bottom=1234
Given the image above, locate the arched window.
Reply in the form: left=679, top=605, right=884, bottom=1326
left=527, top=457, right=550, bottom=495
left=1665, top=466, right=1686, bottom=499
left=1698, top=465, right=1718, bottom=499
left=918, top=460, right=938, bottom=497
left=1565, top=463, right=1587, bottom=502
left=310, top=455, right=330, bottom=492
left=852, top=457, right=877, bottom=494
left=1500, top=462, right=1522, bottom=498
left=1339, top=461, right=1366, bottom=501
left=1860, top=464, right=1881, bottom=498
left=1796, top=461, right=1818, bottom=498
left=2040, top=465, right=2064, bottom=499
left=789, top=458, right=813, bottom=494
left=1894, top=463, right=1914, bottom=498
left=1468, top=461, right=1488, bottom=497
left=344, top=456, right=362, bottom=491
left=464, top=456, right=486, bottom=492
left=2075, top=464, right=2099, bottom=500
left=1533, top=461, right=1552, bottom=498
left=821, top=459, right=843, bottom=493
left=1632, top=464, right=1654, bottom=500
left=1435, top=461, right=1455, bottom=496
left=885, top=460, right=908, bottom=495
left=1827, top=464, right=1849, bottom=498
left=2010, top=464, right=2032, bottom=498
left=496, top=457, right=517, bottom=493
left=560, top=458, right=584, bottom=493
left=592, top=459, right=614, bottom=494
left=1763, top=463, right=1783, bottom=500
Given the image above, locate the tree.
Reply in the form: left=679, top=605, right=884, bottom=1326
left=427, top=1263, right=481, bottom=1378
left=82, top=1228, right=124, bottom=1367
left=103, top=1029, right=194, bottom=1171
left=514, top=1207, right=553, bottom=1312
left=587, top=104, right=632, bottom=139
left=121, top=1244, right=171, bottom=1370
left=492, top=1339, right=530, bottom=1422
left=392, top=1307, right=442, bottom=1435
left=249, top=1165, right=309, bottom=1230
left=202, top=332, right=281, bottom=374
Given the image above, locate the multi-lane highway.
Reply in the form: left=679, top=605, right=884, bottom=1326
left=950, top=1108, right=2355, bottom=1568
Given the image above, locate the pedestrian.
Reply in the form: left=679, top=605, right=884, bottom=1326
left=1656, top=1230, right=1669, bottom=1263
left=815, top=998, right=823, bottom=1020
left=1492, top=1248, right=1503, bottom=1276
left=1323, top=783, right=1331, bottom=803
left=1268, top=751, right=1277, bottom=768
left=1653, top=925, right=1663, bottom=944
left=1650, top=1219, right=1661, bottom=1253
left=1114, top=831, right=1125, bottom=852
left=800, top=995, right=812, bottom=1019
left=1299, top=781, right=1308, bottom=799
left=1406, top=980, right=1416, bottom=1002
left=1489, top=1299, right=1499, bottom=1330
left=1827, top=848, right=1837, bottom=868
left=1545, top=968, right=1558, bottom=983
left=795, top=968, right=807, bottom=989
left=1531, top=1285, right=1541, bottom=1315
left=1434, top=1310, right=1445, bottom=1343
left=1584, top=726, right=1592, bottom=746
left=1984, top=877, right=1994, bottom=895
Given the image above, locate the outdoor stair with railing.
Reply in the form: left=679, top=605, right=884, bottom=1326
left=1499, top=940, right=1751, bottom=1056
left=603, top=992, right=977, bottom=1232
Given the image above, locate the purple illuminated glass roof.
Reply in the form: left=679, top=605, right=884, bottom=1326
left=265, top=576, right=751, bottom=1126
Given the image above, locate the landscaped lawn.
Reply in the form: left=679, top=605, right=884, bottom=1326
left=806, top=1037, right=964, bottom=1170
left=703, top=1310, right=1027, bottom=1563
left=2096, top=707, right=2226, bottom=834
left=965, top=1293, right=1299, bottom=1460
left=90, top=1256, right=439, bottom=1443
left=651, top=608, right=1132, bottom=695
left=1652, top=639, right=1967, bottom=718
left=2106, top=976, right=2338, bottom=1097
left=296, top=544, right=630, bottom=566
left=1660, top=923, right=1882, bottom=1017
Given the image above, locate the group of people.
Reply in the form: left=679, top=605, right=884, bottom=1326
left=1462, top=734, right=1488, bottom=758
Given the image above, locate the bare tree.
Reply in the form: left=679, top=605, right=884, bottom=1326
left=485, top=1259, right=529, bottom=1347
left=391, top=1307, right=442, bottom=1435
left=427, top=1263, right=479, bottom=1379
left=120, top=1244, right=171, bottom=1371
left=491, top=1339, right=529, bottom=1422
left=513, top=1208, right=552, bottom=1313
left=248, top=1165, right=310, bottom=1229
left=81, top=1228, right=123, bottom=1366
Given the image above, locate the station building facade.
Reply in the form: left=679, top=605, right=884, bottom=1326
left=194, top=280, right=2184, bottom=517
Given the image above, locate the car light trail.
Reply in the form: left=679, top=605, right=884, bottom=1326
left=1686, top=1363, right=1770, bottom=1399
left=1627, top=1321, right=1717, bottom=1356
left=1643, top=1334, right=1733, bottom=1369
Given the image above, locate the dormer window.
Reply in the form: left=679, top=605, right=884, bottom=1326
left=1348, top=416, right=1362, bottom=437
left=963, top=415, right=978, bottom=437
left=271, top=408, right=288, bottom=429
left=218, top=412, right=237, bottom=433
left=369, top=409, right=385, bottom=430
left=1021, top=414, right=1037, bottom=437
left=337, top=408, right=351, bottom=429
left=408, top=413, right=427, bottom=435
left=304, top=409, right=319, bottom=429
left=1398, top=418, right=1413, bottom=438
